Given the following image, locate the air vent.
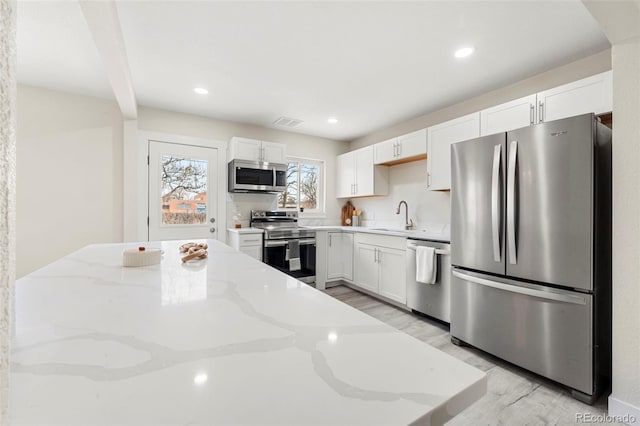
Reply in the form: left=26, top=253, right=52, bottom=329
left=273, top=116, right=303, bottom=128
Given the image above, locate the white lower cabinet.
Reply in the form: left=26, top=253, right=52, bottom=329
left=327, top=232, right=353, bottom=281
left=377, top=247, right=407, bottom=303
left=227, top=230, right=263, bottom=261
left=354, top=243, right=379, bottom=293
left=353, top=233, right=407, bottom=304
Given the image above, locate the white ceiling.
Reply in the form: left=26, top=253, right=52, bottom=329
left=17, top=1, right=609, bottom=141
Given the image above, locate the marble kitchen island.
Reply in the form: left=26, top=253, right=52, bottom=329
left=10, top=240, right=485, bottom=425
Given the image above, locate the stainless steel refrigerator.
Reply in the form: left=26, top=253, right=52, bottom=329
left=450, top=113, right=611, bottom=404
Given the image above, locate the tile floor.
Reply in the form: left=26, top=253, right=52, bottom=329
left=324, top=284, right=616, bottom=426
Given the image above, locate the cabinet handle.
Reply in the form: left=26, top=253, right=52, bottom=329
left=394, top=142, right=398, bottom=157
left=529, top=104, right=534, bottom=125
left=397, top=142, right=401, bottom=158
left=329, top=234, right=332, bottom=247
left=427, top=172, right=431, bottom=187
left=538, top=101, right=544, bottom=123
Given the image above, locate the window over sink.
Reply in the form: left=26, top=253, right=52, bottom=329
left=277, top=157, right=324, bottom=216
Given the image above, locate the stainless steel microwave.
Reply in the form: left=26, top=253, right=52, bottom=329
left=228, top=159, right=287, bottom=193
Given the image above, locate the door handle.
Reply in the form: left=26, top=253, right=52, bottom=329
left=538, top=101, right=544, bottom=123
left=507, top=140, right=518, bottom=265
left=491, top=144, right=502, bottom=262
left=529, top=104, right=534, bottom=125
left=452, top=270, right=587, bottom=305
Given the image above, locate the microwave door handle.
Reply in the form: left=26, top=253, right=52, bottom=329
left=273, top=167, right=276, bottom=189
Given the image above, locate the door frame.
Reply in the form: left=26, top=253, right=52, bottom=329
left=130, top=130, right=227, bottom=243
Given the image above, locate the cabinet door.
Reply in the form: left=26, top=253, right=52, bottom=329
left=341, top=233, right=354, bottom=281
left=261, top=141, right=286, bottom=164
left=239, top=245, right=262, bottom=261
left=336, top=152, right=355, bottom=198
left=378, top=247, right=407, bottom=304
left=354, top=146, right=374, bottom=196
left=397, top=128, right=427, bottom=160
left=326, top=232, right=343, bottom=280
left=231, top=137, right=262, bottom=161
left=538, top=71, right=612, bottom=123
left=353, top=243, right=378, bottom=293
left=427, top=112, right=480, bottom=191
left=480, top=94, right=537, bottom=136
left=373, top=138, right=397, bottom=164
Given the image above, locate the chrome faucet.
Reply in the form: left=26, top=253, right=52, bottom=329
left=396, top=200, right=414, bottom=230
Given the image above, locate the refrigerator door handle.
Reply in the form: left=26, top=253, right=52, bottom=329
left=491, top=144, right=502, bottom=262
left=507, top=140, right=518, bottom=264
left=452, top=270, right=587, bottom=305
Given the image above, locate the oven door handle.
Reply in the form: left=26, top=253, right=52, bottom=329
left=264, top=238, right=316, bottom=247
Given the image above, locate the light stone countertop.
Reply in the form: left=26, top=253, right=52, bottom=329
left=226, top=227, right=264, bottom=234
left=10, top=239, right=483, bottom=425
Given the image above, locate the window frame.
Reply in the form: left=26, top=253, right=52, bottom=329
left=277, top=156, right=326, bottom=217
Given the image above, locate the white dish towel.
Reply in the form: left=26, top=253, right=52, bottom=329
left=416, top=246, right=437, bottom=284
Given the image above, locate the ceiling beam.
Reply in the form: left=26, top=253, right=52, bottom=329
left=79, top=0, right=137, bottom=119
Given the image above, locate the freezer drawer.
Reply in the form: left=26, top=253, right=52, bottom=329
left=451, top=269, right=593, bottom=395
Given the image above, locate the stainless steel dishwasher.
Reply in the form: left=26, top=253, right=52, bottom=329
left=406, top=238, right=451, bottom=323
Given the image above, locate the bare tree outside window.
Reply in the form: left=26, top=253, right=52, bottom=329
left=161, top=155, right=208, bottom=224
left=299, top=163, right=318, bottom=209
left=278, top=162, right=298, bottom=208
left=278, top=160, right=321, bottom=212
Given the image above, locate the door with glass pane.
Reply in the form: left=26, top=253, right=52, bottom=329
left=148, top=141, right=218, bottom=241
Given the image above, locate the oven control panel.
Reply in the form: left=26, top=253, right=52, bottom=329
left=251, top=210, right=298, bottom=219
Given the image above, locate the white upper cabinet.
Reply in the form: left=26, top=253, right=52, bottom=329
left=373, top=138, right=397, bottom=165
left=427, top=112, right=480, bottom=191
left=336, top=146, right=388, bottom=198
left=374, top=129, right=427, bottom=165
left=336, top=152, right=355, bottom=198
left=261, top=141, right=286, bottom=163
left=537, top=71, right=612, bottom=123
left=230, top=137, right=286, bottom=163
left=479, top=71, right=613, bottom=137
left=480, top=94, right=537, bottom=136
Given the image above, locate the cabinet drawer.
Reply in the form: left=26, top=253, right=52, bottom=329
left=239, top=233, right=263, bottom=246
left=354, top=232, right=406, bottom=250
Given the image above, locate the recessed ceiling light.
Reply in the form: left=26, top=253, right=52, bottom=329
left=193, top=373, right=208, bottom=385
left=193, top=87, right=209, bottom=95
left=454, top=47, right=474, bottom=59
left=327, top=117, right=338, bottom=124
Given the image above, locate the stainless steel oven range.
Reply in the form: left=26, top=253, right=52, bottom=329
left=250, top=210, right=316, bottom=283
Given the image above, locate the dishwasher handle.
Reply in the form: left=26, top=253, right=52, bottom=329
left=406, top=243, right=450, bottom=256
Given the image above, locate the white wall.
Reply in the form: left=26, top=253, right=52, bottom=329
left=610, top=38, right=640, bottom=423
left=16, top=85, right=124, bottom=278
left=0, top=1, right=16, bottom=423
left=349, top=160, right=450, bottom=231
left=584, top=0, right=640, bottom=421
left=134, top=107, right=347, bottom=232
